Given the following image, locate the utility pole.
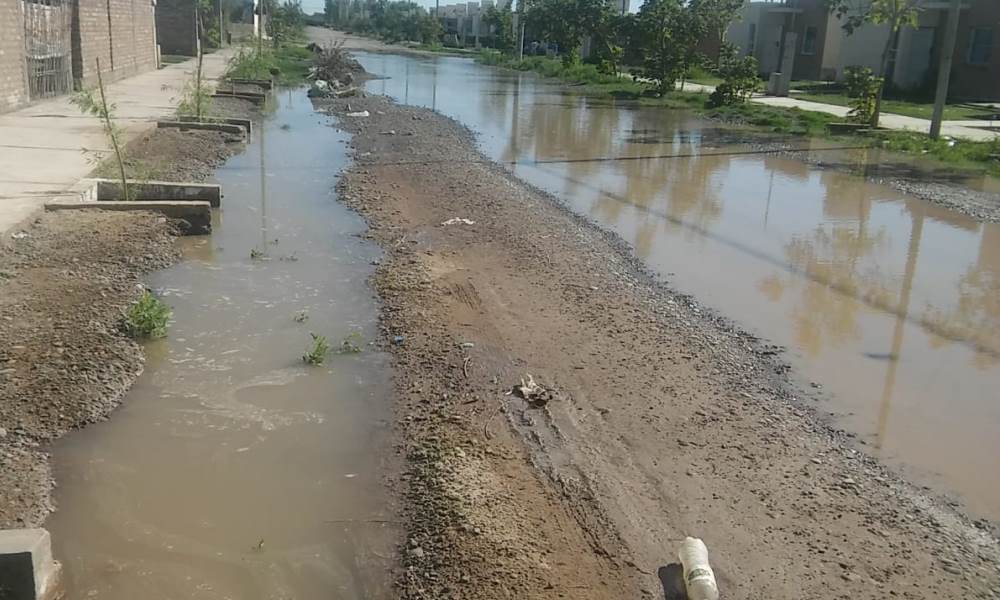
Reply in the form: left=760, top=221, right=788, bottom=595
left=929, top=0, right=962, bottom=139
left=219, top=0, right=225, bottom=47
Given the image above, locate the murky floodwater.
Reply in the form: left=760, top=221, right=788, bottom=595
left=357, top=52, right=1000, bottom=520
left=46, top=90, right=395, bottom=598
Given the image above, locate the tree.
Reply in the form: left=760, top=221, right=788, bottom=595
left=484, top=5, right=515, bottom=52
left=524, top=0, right=613, bottom=66
left=690, top=0, right=743, bottom=45
left=823, top=0, right=925, bottom=128
left=633, top=0, right=704, bottom=94
left=324, top=0, right=336, bottom=24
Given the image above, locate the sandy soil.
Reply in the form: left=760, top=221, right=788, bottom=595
left=0, top=97, right=254, bottom=528
left=324, top=94, right=1000, bottom=600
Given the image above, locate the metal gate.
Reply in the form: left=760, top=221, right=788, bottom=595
left=22, top=0, right=73, bottom=100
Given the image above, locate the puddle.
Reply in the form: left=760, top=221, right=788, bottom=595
left=45, top=89, right=395, bottom=598
left=356, top=52, right=1000, bottom=521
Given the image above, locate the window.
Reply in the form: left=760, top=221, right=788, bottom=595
left=801, top=26, right=818, bottom=55
left=967, top=27, right=994, bottom=65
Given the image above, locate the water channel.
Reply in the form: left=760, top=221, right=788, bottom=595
left=46, top=90, right=395, bottom=598
left=357, top=51, right=1000, bottom=521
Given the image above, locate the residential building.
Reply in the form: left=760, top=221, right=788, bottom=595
left=728, top=0, right=999, bottom=101
left=0, top=0, right=158, bottom=113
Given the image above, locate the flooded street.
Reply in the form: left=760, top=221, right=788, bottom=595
left=45, top=90, right=395, bottom=598
left=357, top=52, right=1000, bottom=520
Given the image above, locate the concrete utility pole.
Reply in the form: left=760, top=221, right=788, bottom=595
left=929, top=0, right=962, bottom=139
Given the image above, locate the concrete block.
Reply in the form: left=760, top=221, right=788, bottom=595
left=177, top=116, right=253, bottom=142
left=0, top=528, right=61, bottom=600
left=91, top=179, right=222, bottom=207
left=225, top=77, right=273, bottom=90
left=45, top=200, right=212, bottom=235
left=211, top=91, right=267, bottom=105
left=156, top=120, right=247, bottom=138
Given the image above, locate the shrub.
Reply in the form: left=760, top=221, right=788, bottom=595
left=123, top=291, right=171, bottom=338
left=843, top=65, right=874, bottom=98
left=707, top=45, right=759, bottom=108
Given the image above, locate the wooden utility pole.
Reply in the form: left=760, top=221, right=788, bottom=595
left=929, top=0, right=962, bottom=139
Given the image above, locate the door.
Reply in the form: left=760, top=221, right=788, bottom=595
left=22, top=0, right=73, bottom=100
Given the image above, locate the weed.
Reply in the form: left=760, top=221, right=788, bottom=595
left=339, top=330, right=364, bottom=354
left=250, top=247, right=267, bottom=260
left=123, top=291, right=171, bottom=338
left=293, top=309, right=309, bottom=323
left=303, top=333, right=331, bottom=365
left=280, top=123, right=291, bottom=130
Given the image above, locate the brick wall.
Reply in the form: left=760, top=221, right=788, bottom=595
left=73, top=0, right=158, bottom=88
left=0, top=0, right=29, bottom=112
left=154, top=0, right=198, bottom=56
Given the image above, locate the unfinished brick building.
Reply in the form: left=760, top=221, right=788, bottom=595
left=0, top=0, right=158, bottom=113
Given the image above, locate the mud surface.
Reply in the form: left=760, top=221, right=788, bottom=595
left=325, top=94, right=1000, bottom=599
left=0, top=97, right=254, bottom=528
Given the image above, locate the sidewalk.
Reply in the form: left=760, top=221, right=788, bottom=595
left=0, top=49, right=234, bottom=237
left=682, top=81, right=998, bottom=141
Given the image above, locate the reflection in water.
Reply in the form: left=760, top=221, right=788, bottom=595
left=358, top=52, right=1000, bottom=519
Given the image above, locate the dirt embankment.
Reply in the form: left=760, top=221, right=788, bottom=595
left=325, top=94, right=1000, bottom=600
left=0, top=98, right=255, bottom=528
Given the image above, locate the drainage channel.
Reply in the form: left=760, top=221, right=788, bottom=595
left=45, top=88, right=395, bottom=599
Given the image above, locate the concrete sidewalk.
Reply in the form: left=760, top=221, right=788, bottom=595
left=0, top=49, right=234, bottom=237
left=681, top=81, right=999, bottom=141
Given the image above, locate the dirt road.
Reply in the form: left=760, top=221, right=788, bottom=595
left=325, top=94, right=1000, bottom=599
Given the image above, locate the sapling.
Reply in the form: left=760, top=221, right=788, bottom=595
left=72, top=57, right=129, bottom=200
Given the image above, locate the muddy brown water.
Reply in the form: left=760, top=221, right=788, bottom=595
left=357, top=52, right=1000, bottom=521
left=46, top=90, right=395, bottom=598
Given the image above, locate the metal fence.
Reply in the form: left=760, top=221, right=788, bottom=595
left=23, top=0, right=73, bottom=100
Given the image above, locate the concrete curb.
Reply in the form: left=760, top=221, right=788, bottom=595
left=0, top=528, right=62, bottom=600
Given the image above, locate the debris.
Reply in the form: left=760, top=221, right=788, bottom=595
left=442, top=217, right=475, bottom=226
left=393, top=335, right=406, bottom=345
left=677, top=537, right=719, bottom=600
left=510, top=374, right=554, bottom=407
left=346, top=110, right=370, bottom=118
left=10, top=232, right=28, bottom=240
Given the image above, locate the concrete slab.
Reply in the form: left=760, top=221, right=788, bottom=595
left=177, top=116, right=253, bottom=142
left=0, top=49, right=234, bottom=237
left=88, top=178, right=222, bottom=207
left=156, top=120, right=247, bottom=137
left=0, top=528, right=61, bottom=600
left=45, top=200, right=212, bottom=234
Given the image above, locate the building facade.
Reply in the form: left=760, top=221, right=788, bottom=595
left=0, top=0, right=158, bottom=113
left=729, top=0, right=999, bottom=101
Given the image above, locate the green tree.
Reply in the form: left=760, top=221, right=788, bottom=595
left=689, top=0, right=743, bottom=47
left=324, top=0, right=336, bottom=24
left=823, top=0, right=924, bottom=128
left=524, top=0, right=613, bottom=66
left=484, top=5, right=515, bottom=52
left=633, top=0, right=703, bottom=94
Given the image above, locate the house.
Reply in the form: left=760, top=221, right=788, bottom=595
left=728, top=0, right=999, bottom=101
left=0, top=0, right=158, bottom=113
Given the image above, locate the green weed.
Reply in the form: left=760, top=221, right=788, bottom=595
left=303, top=333, right=331, bottom=365
left=123, top=291, right=171, bottom=338
left=339, top=330, right=363, bottom=354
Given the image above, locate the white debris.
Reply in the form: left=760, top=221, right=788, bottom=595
left=346, top=110, right=370, bottom=118
left=442, top=217, right=475, bottom=226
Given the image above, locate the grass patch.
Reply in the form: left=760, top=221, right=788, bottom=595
left=788, top=81, right=991, bottom=121
left=876, top=131, right=1000, bottom=176
left=225, top=44, right=312, bottom=85
left=123, top=291, right=171, bottom=338
left=703, top=102, right=838, bottom=136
